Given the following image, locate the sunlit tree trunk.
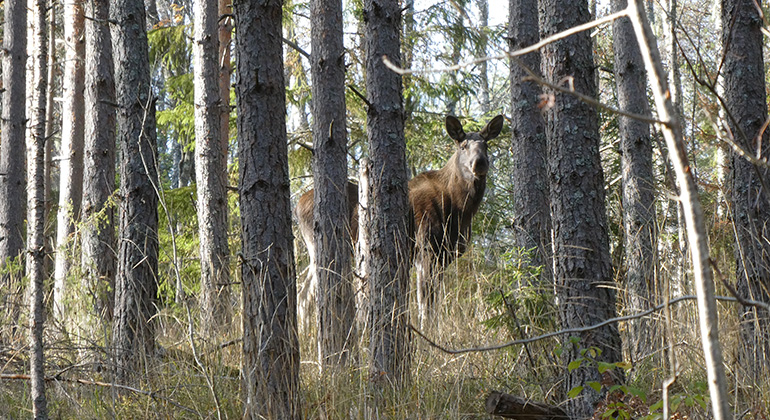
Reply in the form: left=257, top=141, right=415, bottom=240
left=54, top=0, right=86, bottom=321
left=110, top=0, right=160, bottom=381
left=235, top=0, right=301, bottom=418
left=311, top=0, right=356, bottom=369
left=81, top=0, right=116, bottom=339
left=44, top=0, right=58, bottom=279
left=721, top=0, right=770, bottom=383
left=194, top=0, right=231, bottom=334
left=611, top=0, right=657, bottom=364
left=540, top=0, right=622, bottom=415
left=363, top=0, right=412, bottom=387
left=27, top=0, right=49, bottom=415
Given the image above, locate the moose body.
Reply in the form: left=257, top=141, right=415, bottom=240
left=296, top=115, right=504, bottom=329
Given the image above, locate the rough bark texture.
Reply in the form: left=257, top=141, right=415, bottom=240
left=539, top=0, right=622, bottom=415
left=508, top=0, right=551, bottom=284
left=54, top=0, right=86, bottom=321
left=477, top=0, right=490, bottom=113
left=235, top=0, right=300, bottom=418
left=27, top=0, right=49, bottom=416
left=110, top=0, right=160, bottom=381
left=722, top=0, right=770, bottom=381
left=485, top=391, right=568, bottom=419
left=0, top=0, right=27, bottom=329
left=81, top=0, right=116, bottom=336
left=311, top=0, right=356, bottom=368
left=626, top=1, right=731, bottom=416
left=44, top=1, right=57, bottom=280
left=363, top=0, right=412, bottom=387
left=611, top=0, right=657, bottom=363
left=194, top=0, right=231, bottom=334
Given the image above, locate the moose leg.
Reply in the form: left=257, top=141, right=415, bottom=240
left=415, top=247, right=437, bottom=331
left=297, top=238, right=318, bottom=336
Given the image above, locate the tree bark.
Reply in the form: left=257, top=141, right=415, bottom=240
left=27, top=0, right=49, bottom=416
left=235, top=0, right=300, bottom=418
left=194, top=0, right=231, bottom=335
left=363, top=0, right=412, bottom=387
left=611, top=0, right=657, bottom=364
left=539, top=0, right=622, bottom=416
left=0, top=0, right=28, bottom=331
left=54, top=0, right=86, bottom=321
left=81, top=0, right=116, bottom=338
left=721, top=0, right=770, bottom=383
left=44, top=0, right=58, bottom=280
left=509, top=0, right=551, bottom=284
left=626, top=1, right=731, bottom=417
left=110, top=0, right=160, bottom=381
left=311, top=0, right=356, bottom=368
left=485, top=391, right=568, bottom=420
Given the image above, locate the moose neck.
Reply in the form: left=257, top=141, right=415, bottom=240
left=443, top=152, right=487, bottom=210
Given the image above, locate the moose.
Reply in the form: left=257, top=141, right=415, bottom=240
left=296, top=114, right=504, bottom=329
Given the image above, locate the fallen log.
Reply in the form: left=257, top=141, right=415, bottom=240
left=485, top=391, right=569, bottom=419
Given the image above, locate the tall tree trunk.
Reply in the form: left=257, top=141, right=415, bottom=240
left=311, top=0, right=356, bottom=369
left=477, top=0, right=490, bottom=114
left=28, top=0, right=49, bottom=416
left=235, top=0, right=300, bottom=418
left=0, top=0, right=27, bottom=335
left=44, top=0, right=58, bottom=279
left=194, top=0, right=231, bottom=335
left=218, top=0, right=232, bottom=158
left=721, top=0, right=770, bottom=383
left=539, top=0, right=622, bottom=416
left=54, top=0, right=86, bottom=321
left=363, top=0, right=412, bottom=387
left=626, top=1, right=731, bottom=416
left=110, top=0, right=160, bottom=381
left=509, top=0, right=551, bottom=284
left=81, top=0, right=116, bottom=338
left=611, top=0, right=657, bottom=364
left=662, top=0, right=688, bottom=296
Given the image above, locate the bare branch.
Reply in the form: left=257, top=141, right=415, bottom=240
left=382, top=9, right=628, bottom=76
left=410, top=294, right=757, bottom=355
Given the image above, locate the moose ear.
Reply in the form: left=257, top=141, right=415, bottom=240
left=480, top=115, right=504, bottom=141
left=445, top=116, right=466, bottom=142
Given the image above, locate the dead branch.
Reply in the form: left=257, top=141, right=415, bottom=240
left=0, top=373, right=199, bottom=416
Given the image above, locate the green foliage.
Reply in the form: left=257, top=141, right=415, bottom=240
left=156, top=73, right=195, bottom=150
left=148, top=24, right=191, bottom=74
left=157, top=185, right=200, bottom=304
left=482, top=248, right=554, bottom=337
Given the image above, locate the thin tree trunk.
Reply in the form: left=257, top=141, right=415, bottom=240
left=311, top=0, right=356, bottom=369
left=194, top=0, right=230, bottom=334
left=611, top=0, right=657, bottom=364
left=509, top=0, right=551, bottom=285
left=477, top=0, right=490, bottom=114
left=54, top=0, right=86, bottom=321
left=81, top=0, right=116, bottom=337
left=539, top=0, right=622, bottom=415
left=0, top=0, right=28, bottom=333
left=363, top=0, right=412, bottom=388
left=721, top=0, right=770, bottom=384
left=44, top=0, right=58, bottom=279
left=627, top=1, right=731, bottom=417
left=27, top=0, right=49, bottom=416
left=110, top=0, right=160, bottom=381
left=235, top=0, right=300, bottom=418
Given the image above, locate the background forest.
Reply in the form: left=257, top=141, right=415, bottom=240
left=0, top=0, right=768, bottom=418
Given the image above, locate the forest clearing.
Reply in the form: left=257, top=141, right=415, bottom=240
left=1, top=0, right=769, bottom=418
